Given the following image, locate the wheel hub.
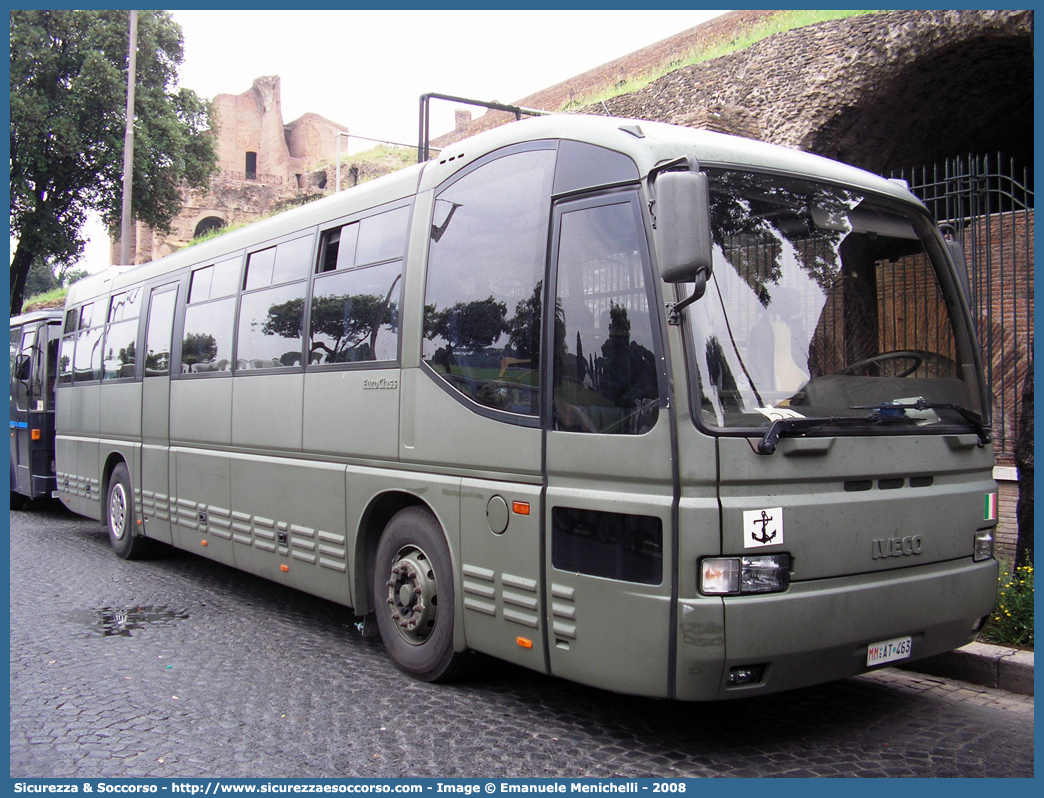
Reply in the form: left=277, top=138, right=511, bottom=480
left=385, top=545, right=438, bottom=645
left=109, top=484, right=127, bottom=541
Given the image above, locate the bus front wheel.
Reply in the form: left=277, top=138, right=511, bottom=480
left=106, top=463, right=150, bottom=560
left=373, top=506, right=468, bottom=682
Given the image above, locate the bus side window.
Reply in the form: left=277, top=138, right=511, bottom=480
left=43, top=326, right=59, bottom=410
left=102, top=288, right=143, bottom=380
left=72, top=302, right=102, bottom=382
left=145, top=286, right=178, bottom=377
left=552, top=196, right=661, bottom=435
left=422, top=147, right=557, bottom=417
left=310, top=261, right=402, bottom=364
left=235, top=235, right=313, bottom=371
left=10, top=325, right=21, bottom=384
left=14, top=328, right=34, bottom=410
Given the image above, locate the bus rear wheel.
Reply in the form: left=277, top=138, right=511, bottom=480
left=106, top=463, right=150, bottom=560
left=373, top=506, right=468, bottom=682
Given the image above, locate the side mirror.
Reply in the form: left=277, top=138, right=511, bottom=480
left=15, top=354, right=31, bottom=382
left=655, top=170, right=713, bottom=292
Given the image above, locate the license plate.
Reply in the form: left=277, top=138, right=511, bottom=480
left=867, top=635, right=912, bottom=667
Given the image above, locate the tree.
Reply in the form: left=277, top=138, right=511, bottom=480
left=23, top=258, right=60, bottom=298
left=9, top=10, right=217, bottom=314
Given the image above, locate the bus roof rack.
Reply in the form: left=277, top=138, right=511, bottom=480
left=418, top=92, right=551, bottom=163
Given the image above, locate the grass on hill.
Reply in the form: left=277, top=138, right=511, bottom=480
left=21, top=286, right=69, bottom=311
left=563, top=10, right=879, bottom=111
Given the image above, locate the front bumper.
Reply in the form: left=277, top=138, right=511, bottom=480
left=675, top=557, right=998, bottom=701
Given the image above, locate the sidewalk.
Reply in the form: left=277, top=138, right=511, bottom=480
left=902, top=641, right=1034, bottom=696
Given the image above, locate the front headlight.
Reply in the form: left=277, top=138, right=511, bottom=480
left=973, top=529, right=994, bottom=561
left=700, top=554, right=791, bottom=595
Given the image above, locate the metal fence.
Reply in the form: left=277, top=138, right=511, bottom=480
left=892, top=155, right=1034, bottom=463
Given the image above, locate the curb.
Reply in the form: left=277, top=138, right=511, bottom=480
left=901, top=641, right=1034, bottom=695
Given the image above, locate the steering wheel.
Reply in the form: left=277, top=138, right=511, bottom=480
left=839, top=350, right=925, bottom=378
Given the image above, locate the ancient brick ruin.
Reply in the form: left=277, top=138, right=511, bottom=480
left=116, top=76, right=347, bottom=263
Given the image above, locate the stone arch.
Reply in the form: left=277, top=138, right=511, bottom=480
left=590, top=10, right=1033, bottom=177
left=193, top=216, right=226, bottom=238
left=807, top=29, right=1033, bottom=174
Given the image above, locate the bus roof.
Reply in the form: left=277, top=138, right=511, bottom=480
left=417, top=115, right=919, bottom=205
left=10, top=308, right=64, bottom=328
left=67, top=114, right=923, bottom=306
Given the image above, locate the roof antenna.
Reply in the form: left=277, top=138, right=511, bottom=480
left=601, top=100, right=613, bottom=117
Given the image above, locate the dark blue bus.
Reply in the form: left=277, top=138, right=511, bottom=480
left=10, top=309, right=63, bottom=507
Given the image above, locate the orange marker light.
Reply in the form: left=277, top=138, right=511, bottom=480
left=200, top=540, right=208, bottom=547
left=280, top=564, right=289, bottom=573
left=31, top=429, right=41, bottom=441
left=512, top=501, right=531, bottom=516
left=516, top=637, right=533, bottom=649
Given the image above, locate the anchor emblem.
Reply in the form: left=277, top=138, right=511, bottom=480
left=743, top=507, right=783, bottom=548
left=751, top=510, right=777, bottom=544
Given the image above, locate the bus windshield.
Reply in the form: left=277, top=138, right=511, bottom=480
left=687, top=169, right=986, bottom=435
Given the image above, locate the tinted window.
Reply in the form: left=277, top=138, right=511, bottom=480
left=58, top=334, right=74, bottom=385
left=108, top=287, right=142, bottom=322
left=10, top=326, right=21, bottom=381
left=78, top=303, right=95, bottom=331
left=552, top=140, right=640, bottom=196
left=356, top=206, right=410, bottom=266
left=101, top=287, right=144, bottom=380
left=101, top=318, right=138, bottom=380
left=210, top=256, right=241, bottom=299
left=319, top=223, right=360, bottom=273
left=245, top=235, right=313, bottom=292
left=43, top=326, right=59, bottom=410
left=73, top=327, right=102, bottom=382
left=271, top=235, right=312, bottom=285
left=422, top=148, right=556, bottom=417
left=14, top=329, right=34, bottom=410
left=236, top=282, right=307, bottom=369
left=144, top=286, right=178, bottom=377
left=190, top=257, right=241, bottom=303
left=552, top=507, right=662, bottom=585
left=188, top=265, right=214, bottom=304
left=244, top=247, right=276, bottom=292
left=182, top=297, right=235, bottom=373
left=310, top=262, right=401, bottom=364
left=552, top=197, right=660, bottom=435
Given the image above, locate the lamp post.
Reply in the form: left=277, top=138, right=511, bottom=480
left=119, top=10, right=138, bottom=265
left=335, top=131, right=350, bottom=194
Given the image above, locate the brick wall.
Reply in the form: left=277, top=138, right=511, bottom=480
left=996, top=477, right=1019, bottom=561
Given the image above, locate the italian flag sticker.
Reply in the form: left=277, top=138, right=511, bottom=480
left=984, top=492, right=998, bottom=521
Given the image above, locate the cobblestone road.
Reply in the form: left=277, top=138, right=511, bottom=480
left=10, top=504, right=1034, bottom=779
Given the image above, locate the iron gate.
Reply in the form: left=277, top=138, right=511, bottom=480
left=892, top=155, right=1034, bottom=463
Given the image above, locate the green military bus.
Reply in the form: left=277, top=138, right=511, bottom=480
left=55, top=116, right=998, bottom=699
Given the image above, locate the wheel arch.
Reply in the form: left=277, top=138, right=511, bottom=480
left=100, top=451, right=129, bottom=524
left=352, top=490, right=428, bottom=615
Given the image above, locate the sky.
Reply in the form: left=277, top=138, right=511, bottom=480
left=72, top=8, right=728, bottom=270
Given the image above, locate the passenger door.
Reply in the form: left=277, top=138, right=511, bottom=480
left=543, top=191, right=675, bottom=697
left=139, top=282, right=179, bottom=545
left=12, top=325, right=36, bottom=495
left=10, top=325, right=31, bottom=495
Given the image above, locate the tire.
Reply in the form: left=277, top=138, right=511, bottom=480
left=106, top=463, right=150, bottom=560
left=10, top=491, right=26, bottom=511
left=373, top=506, right=469, bottom=682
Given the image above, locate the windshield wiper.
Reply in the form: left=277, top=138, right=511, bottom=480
left=758, top=414, right=887, bottom=455
left=851, top=399, right=991, bottom=445
left=758, top=400, right=990, bottom=456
